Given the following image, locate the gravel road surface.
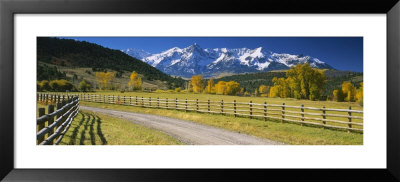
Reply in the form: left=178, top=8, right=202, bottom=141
left=80, top=106, right=284, bottom=145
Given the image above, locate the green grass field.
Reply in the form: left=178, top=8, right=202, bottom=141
left=39, top=91, right=364, bottom=145
left=37, top=103, right=182, bottom=145
left=71, top=91, right=363, bottom=130
left=58, top=110, right=183, bottom=145
left=80, top=100, right=363, bottom=145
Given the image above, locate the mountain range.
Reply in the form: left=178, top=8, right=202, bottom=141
left=122, top=43, right=334, bottom=78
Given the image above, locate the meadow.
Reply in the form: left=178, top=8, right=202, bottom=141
left=76, top=91, right=364, bottom=130
left=59, top=110, right=182, bottom=145
left=37, top=103, right=182, bottom=145
left=70, top=91, right=364, bottom=145
left=38, top=91, right=363, bottom=145
left=80, top=100, right=362, bottom=145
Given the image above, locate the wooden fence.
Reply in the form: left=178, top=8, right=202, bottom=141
left=36, top=94, right=80, bottom=145
left=38, top=93, right=363, bottom=132
left=75, top=93, right=363, bottom=132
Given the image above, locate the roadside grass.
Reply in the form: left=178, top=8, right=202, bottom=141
left=69, top=91, right=363, bottom=130
left=57, top=110, right=183, bottom=145
left=80, top=101, right=363, bottom=145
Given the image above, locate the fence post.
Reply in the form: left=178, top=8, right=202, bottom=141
left=322, top=106, right=326, bottom=128
left=166, top=98, right=168, bottom=109
left=141, top=97, right=144, bottom=107
left=103, top=95, right=105, bottom=103
left=176, top=98, right=178, bottom=109
left=185, top=99, right=188, bottom=112
left=348, top=106, right=352, bottom=132
left=55, top=102, right=63, bottom=135
left=208, top=99, right=210, bottom=113
left=57, top=95, right=60, bottom=104
left=37, top=108, right=45, bottom=144
left=157, top=97, right=160, bottom=108
left=301, top=104, right=304, bottom=126
left=234, top=100, right=237, bottom=117
left=264, top=101, right=267, bottom=121
left=196, top=99, right=199, bottom=112
left=47, top=105, right=55, bottom=145
left=281, top=103, right=285, bottom=123
left=249, top=101, right=253, bottom=119
left=221, top=100, right=224, bottom=114
left=129, top=96, right=132, bottom=105
left=57, top=100, right=68, bottom=143
left=135, top=96, right=138, bottom=106
left=123, top=96, right=126, bottom=105
left=46, top=94, right=49, bottom=104
left=149, top=97, right=152, bottom=107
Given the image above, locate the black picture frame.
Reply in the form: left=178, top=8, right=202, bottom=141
left=1, top=0, right=399, bottom=181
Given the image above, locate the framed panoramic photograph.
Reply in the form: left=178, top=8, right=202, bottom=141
left=1, top=0, right=400, bottom=181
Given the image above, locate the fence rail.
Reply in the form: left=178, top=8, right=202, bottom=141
left=38, top=93, right=363, bottom=132
left=37, top=94, right=80, bottom=145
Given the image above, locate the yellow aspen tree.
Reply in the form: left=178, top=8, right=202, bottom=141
left=259, top=85, right=270, bottom=97
left=129, top=71, right=142, bottom=91
left=215, top=81, right=227, bottom=95
left=96, top=72, right=115, bottom=90
left=191, top=75, right=205, bottom=93
left=269, top=86, right=279, bottom=98
left=341, top=82, right=356, bottom=102
left=206, top=78, right=216, bottom=94
left=225, top=81, right=241, bottom=95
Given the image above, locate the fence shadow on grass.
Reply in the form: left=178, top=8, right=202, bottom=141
left=79, top=113, right=90, bottom=145
left=68, top=112, right=86, bottom=145
left=96, top=115, right=107, bottom=145
left=65, top=112, right=108, bottom=145
left=89, top=114, right=96, bottom=145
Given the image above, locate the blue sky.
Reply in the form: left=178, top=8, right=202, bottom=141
left=61, top=37, right=363, bottom=72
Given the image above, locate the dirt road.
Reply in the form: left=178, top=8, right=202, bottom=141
left=80, top=106, right=284, bottom=145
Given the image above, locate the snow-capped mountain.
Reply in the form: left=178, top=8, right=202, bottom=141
left=122, top=44, right=334, bottom=78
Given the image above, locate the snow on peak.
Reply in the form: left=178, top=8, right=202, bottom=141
left=124, top=45, right=333, bottom=77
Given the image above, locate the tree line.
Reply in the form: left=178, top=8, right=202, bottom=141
left=185, top=63, right=363, bottom=104
left=37, top=70, right=143, bottom=93
left=187, top=63, right=327, bottom=99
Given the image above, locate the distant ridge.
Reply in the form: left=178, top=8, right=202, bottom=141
left=122, top=43, right=334, bottom=78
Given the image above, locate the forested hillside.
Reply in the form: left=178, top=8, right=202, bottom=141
left=37, top=37, right=185, bottom=88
